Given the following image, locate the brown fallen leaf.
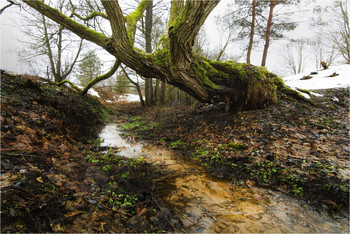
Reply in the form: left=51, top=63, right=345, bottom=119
left=36, top=176, right=44, bottom=183
left=137, top=207, right=147, bottom=216
left=64, top=211, right=83, bottom=218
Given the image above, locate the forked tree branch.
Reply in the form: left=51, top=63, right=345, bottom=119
left=23, top=0, right=109, bottom=51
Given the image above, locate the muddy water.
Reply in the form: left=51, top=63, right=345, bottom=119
left=99, top=123, right=349, bottom=233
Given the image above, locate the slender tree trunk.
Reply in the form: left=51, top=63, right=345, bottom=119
left=261, top=0, right=275, bottom=67
left=42, top=14, right=57, bottom=81
left=56, top=25, right=64, bottom=81
left=247, top=0, right=256, bottom=64
left=145, top=0, right=154, bottom=106
left=159, top=81, right=165, bottom=105
left=154, top=78, right=159, bottom=103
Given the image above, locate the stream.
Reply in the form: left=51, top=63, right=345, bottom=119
left=99, top=123, right=349, bottom=233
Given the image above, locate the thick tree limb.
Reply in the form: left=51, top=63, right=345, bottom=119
left=82, top=59, right=121, bottom=95
left=101, top=0, right=166, bottom=79
left=22, top=0, right=109, bottom=51
left=168, top=0, right=184, bottom=26
left=169, top=0, right=219, bottom=66
left=166, top=0, right=220, bottom=102
left=125, top=0, right=151, bottom=43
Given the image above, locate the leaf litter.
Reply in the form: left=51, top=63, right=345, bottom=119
left=0, top=70, right=177, bottom=233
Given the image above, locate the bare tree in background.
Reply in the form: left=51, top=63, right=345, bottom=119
left=19, top=0, right=83, bottom=82
left=331, top=0, right=350, bottom=63
left=281, top=39, right=310, bottom=75
left=309, top=35, right=337, bottom=70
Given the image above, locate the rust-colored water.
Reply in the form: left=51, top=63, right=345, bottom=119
left=99, top=123, right=349, bottom=233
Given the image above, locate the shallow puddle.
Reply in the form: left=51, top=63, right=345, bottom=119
left=99, top=123, right=349, bottom=233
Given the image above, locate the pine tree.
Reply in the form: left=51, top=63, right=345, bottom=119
left=76, top=51, right=102, bottom=86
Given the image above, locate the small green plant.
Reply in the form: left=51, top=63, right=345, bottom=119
left=102, top=165, right=112, bottom=172
left=88, top=138, right=104, bottom=147
left=292, top=185, right=304, bottom=197
left=321, top=61, right=329, bottom=69
left=227, top=142, right=247, bottom=150
left=121, top=172, right=129, bottom=178
left=170, top=140, right=186, bottom=149
left=129, top=156, right=144, bottom=168
left=108, top=181, right=118, bottom=187
left=84, top=153, right=99, bottom=163
left=108, top=192, right=139, bottom=209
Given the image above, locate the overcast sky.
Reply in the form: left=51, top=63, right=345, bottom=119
left=0, top=0, right=343, bottom=78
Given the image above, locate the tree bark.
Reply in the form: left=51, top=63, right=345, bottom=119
left=247, top=0, right=256, bottom=64
left=261, top=0, right=275, bottom=67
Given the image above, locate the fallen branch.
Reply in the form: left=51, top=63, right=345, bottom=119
left=152, top=195, right=179, bottom=232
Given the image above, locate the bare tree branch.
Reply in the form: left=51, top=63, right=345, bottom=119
left=0, top=0, right=20, bottom=15
left=82, top=59, right=121, bottom=95
left=23, top=0, right=109, bottom=50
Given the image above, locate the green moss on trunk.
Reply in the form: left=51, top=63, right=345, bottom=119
left=191, top=57, right=278, bottom=111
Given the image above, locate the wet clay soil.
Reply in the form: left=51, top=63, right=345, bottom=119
left=99, top=123, right=349, bottom=233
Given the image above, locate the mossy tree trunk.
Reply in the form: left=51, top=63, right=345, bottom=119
left=23, top=0, right=310, bottom=111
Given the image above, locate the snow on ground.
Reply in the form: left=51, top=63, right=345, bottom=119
left=283, top=64, right=350, bottom=91
left=86, top=88, right=101, bottom=98
left=76, top=85, right=101, bottom=98
left=117, top=93, right=140, bottom=102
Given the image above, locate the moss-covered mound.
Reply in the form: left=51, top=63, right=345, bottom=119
left=1, top=70, right=111, bottom=142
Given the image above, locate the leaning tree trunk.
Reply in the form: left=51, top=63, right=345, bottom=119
left=23, top=0, right=312, bottom=111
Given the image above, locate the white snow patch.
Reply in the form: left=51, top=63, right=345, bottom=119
left=283, top=64, right=350, bottom=91
left=87, top=89, right=101, bottom=98
left=76, top=85, right=101, bottom=98
left=117, top=94, right=140, bottom=102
